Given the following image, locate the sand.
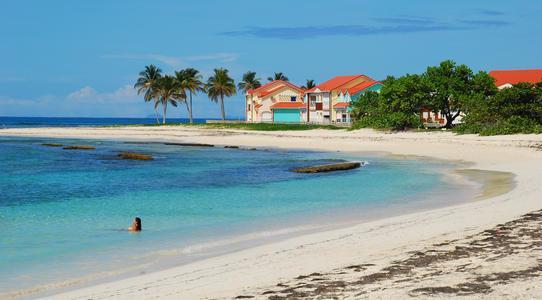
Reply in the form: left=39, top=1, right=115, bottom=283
left=1, top=126, right=541, bottom=299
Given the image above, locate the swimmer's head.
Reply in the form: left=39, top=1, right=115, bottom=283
left=133, top=217, right=141, bottom=231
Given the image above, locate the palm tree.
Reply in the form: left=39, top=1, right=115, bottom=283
left=134, top=65, right=162, bottom=124
left=206, top=68, right=236, bottom=120
left=155, top=75, right=185, bottom=124
left=301, top=79, right=316, bottom=90
left=267, top=72, right=288, bottom=82
left=175, top=68, right=204, bottom=124
left=238, top=71, right=262, bottom=123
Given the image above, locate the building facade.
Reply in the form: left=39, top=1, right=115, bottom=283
left=304, top=75, right=382, bottom=124
left=246, top=80, right=306, bottom=123
left=244, top=76, right=382, bottom=125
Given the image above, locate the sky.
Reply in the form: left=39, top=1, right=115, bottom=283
left=0, top=0, right=541, bottom=119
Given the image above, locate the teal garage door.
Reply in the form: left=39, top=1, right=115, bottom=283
left=273, top=109, right=300, bottom=123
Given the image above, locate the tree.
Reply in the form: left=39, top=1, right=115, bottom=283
left=206, top=68, right=237, bottom=120
left=175, top=68, right=204, bottom=124
left=134, top=65, right=162, bottom=124
left=424, top=60, right=495, bottom=128
left=350, top=75, right=427, bottom=130
left=267, top=72, right=288, bottom=82
left=301, top=79, right=316, bottom=90
left=380, top=74, right=431, bottom=114
left=458, top=82, right=542, bottom=135
left=155, top=75, right=185, bottom=124
left=238, top=71, right=262, bottom=123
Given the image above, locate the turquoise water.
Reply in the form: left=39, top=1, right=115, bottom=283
left=0, top=137, right=472, bottom=296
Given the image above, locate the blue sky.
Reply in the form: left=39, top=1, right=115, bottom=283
left=0, top=0, right=541, bottom=118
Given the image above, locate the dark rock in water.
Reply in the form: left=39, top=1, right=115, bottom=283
left=63, top=145, right=96, bottom=150
left=164, top=142, right=214, bottom=147
left=117, top=152, right=153, bottom=161
left=42, top=143, right=63, bottom=147
left=224, top=145, right=240, bottom=149
left=294, top=162, right=362, bottom=173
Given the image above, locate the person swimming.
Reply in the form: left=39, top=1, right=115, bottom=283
left=128, top=217, right=142, bottom=232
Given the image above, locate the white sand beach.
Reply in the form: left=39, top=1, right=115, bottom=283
left=1, top=126, right=542, bottom=299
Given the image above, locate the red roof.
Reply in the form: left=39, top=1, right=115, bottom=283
left=248, top=80, right=304, bottom=97
left=344, top=80, right=381, bottom=95
left=333, top=102, right=350, bottom=108
left=305, top=75, right=374, bottom=93
left=489, top=69, right=542, bottom=87
left=270, top=102, right=306, bottom=109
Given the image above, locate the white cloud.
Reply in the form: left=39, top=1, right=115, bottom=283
left=67, top=86, right=97, bottom=100
left=101, top=52, right=239, bottom=67
left=1, top=83, right=245, bottom=118
left=100, top=54, right=182, bottom=67
left=0, top=96, right=35, bottom=105
left=185, top=53, right=239, bottom=62
left=67, top=85, right=138, bottom=104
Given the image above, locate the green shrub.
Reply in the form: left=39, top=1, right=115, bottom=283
left=455, top=116, right=542, bottom=135
left=353, top=113, right=422, bottom=130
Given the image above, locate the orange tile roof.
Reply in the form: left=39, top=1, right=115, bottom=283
left=333, top=102, right=350, bottom=108
left=270, top=102, right=306, bottom=109
left=306, top=75, right=373, bottom=93
left=344, top=80, right=381, bottom=95
left=248, top=80, right=304, bottom=97
left=489, top=69, right=542, bottom=87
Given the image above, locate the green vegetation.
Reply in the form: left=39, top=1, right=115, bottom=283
left=351, top=60, right=542, bottom=135
left=351, top=74, right=427, bottom=130
left=175, top=68, right=205, bottom=124
left=455, top=83, right=542, bottom=135
left=189, top=122, right=343, bottom=131
left=301, top=79, right=316, bottom=90
left=238, top=71, right=262, bottom=123
left=154, top=75, right=183, bottom=124
left=135, top=65, right=236, bottom=124
left=205, top=68, right=237, bottom=121
left=134, top=65, right=162, bottom=124
left=267, top=72, right=288, bottom=82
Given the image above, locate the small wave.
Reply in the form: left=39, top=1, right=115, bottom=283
left=136, top=224, right=327, bottom=259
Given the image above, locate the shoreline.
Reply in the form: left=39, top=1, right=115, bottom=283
left=1, top=126, right=541, bottom=299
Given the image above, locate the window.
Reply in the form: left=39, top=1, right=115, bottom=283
left=290, top=96, right=297, bottom=102
left=310, top=96, right=316, bottom=107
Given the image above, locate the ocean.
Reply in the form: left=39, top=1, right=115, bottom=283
left=0, top=116, right=219, bottom=128
left=0, top=136, right=476, bottom=297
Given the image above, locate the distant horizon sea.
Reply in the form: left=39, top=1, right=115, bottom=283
left=0, top=116, right=244, bottom=128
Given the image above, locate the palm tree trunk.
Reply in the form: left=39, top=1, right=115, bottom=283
left=220, top=94, right=225, bottom=120
left=162, top=101, right=167, bottom=124
left=188, top=92, right=194, bottom=124
left=153, top=98, right=160, bottom=124
left=154, top=107, right=160, bottom=124
left=250, top=95, right=254, bottom=123
left=184, top=100, right=190, bottom=122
